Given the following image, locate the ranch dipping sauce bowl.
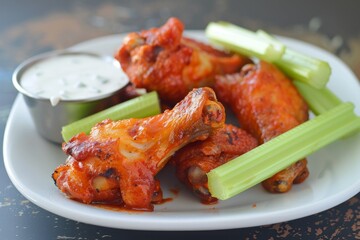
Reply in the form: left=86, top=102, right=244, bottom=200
left=12, top=50, right=129, bottom=143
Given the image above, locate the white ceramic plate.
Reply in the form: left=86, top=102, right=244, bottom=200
left=4, top=31, right=360, bottom=231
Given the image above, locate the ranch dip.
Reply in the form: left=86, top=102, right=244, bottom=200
left=20, top=54, right=128, bottom=106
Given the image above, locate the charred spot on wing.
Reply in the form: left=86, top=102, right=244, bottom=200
left=101, top=168, right=116, bottom=178
left=226, top=131, right=234, bottom=145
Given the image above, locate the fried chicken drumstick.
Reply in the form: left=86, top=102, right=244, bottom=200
left=214, top=61, right=310, bottom=193
left=115, top=17, right=251, bottom=105
left=172, top=124, right=258, bottom=204
left=52, top=87, right=225, bottom=210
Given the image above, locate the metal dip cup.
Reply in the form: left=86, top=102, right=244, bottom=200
left=12, top=51, right=129, bottom=143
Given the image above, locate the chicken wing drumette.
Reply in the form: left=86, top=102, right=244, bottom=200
left=115, top=17, right=251, bottom=105
left=52, top=87, right=225, bottom=210
left=172, top=124, right=258, bottom=204
left=214, top=61, right=310, bottom=193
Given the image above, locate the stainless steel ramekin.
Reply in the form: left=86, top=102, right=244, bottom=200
left=12, top=50, right=129, bottom=143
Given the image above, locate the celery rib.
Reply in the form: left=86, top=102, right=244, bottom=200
left=255, top=30, right=331, bottom=89
left=205, top=22, right=285, bottom=62
left=207, top=103, right=360, bottom=200
left=293, top=80, right=343, bottom=115
left=61, top=91, right=161, bottom=142
left=274, top=49, right=331, bottom=89
left=205, top=22, right=331, bottom=89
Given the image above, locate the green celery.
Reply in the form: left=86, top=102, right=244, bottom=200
left=205, top=22, right=331, bottom=89
left=255, top=29, right=285, bottom=56
left=207, top=103, right=360, bottom=200
left=205, top=22, right=285, bottom=62
left=256, top=30, right=331, bottom=89
left=293, top=80, right=343, bottom=115
left=62, top=91, right=161, bottom=142
left=275, top=48, right=331, bottom=89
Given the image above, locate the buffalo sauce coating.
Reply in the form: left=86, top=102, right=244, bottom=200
left=214, top=61, right=310, bottom=193
left=53, top=87, right=226, bottom=211
left=172, top=124, right=258, bottom=204
left=115, top=17, right=250, bottom=105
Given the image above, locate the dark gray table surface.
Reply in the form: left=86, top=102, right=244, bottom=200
left=1, top=1, right=359, bottom=239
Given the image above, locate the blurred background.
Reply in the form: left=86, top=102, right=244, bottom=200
left=1, top=0, right=360, bottom=75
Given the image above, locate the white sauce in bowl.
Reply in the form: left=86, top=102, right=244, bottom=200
left=20, top=54, right=128, bottom=106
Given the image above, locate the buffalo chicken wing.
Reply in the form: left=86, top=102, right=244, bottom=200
left=214, top=61, right=310, bottom=193
left=172, top=124, right=258, bottom=204
left=53, top=87, right=225, bottom=210
left=115, top=17, right=251, bottom=105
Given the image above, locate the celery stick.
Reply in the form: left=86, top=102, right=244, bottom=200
left=206, top=22, right=331, bottom=89
left=61, top=91, right=161, bottom=142
left=256, top=30, right=331, bottom=89
left=207, top=103, right=360, bottom=200
left=256, top=29, right=285, bottom=56
left=205, top=22, right=285, bottom=62
left=293, top=80, right=343, bottom=115
left=275, top=49, right=331, bottom=89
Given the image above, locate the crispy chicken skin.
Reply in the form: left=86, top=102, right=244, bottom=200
left=172, top=124, right=258, bottom=204
left=115, top=17, right=251, bottom=105
left=52, top=87, right=225, bottom=210
left=214, top=61, right=309, bottom=193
